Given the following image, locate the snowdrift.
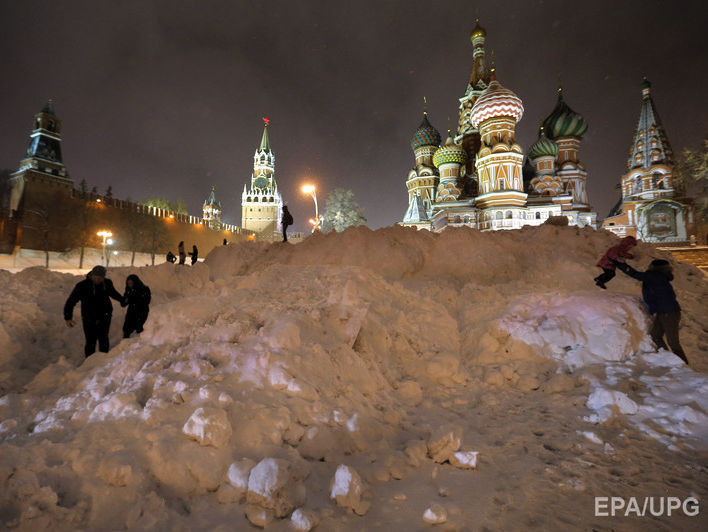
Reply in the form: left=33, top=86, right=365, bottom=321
left=0, top=225, right=706, bottom=530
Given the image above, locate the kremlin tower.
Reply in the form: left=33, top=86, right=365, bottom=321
left=241, top=119, right=282, bottom=236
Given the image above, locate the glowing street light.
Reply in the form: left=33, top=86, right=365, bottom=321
left=301, top=184, right=321, bottom=232
left=97, top=230, right=112, bottom=266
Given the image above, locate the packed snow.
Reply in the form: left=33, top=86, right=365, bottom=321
left=0, top=225, right=706, bottom=530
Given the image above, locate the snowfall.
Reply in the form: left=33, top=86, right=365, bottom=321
left=0, top=225, right=706, bottom=531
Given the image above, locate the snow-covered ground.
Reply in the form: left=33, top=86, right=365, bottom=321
left=0, top=225, right=706, bottom=530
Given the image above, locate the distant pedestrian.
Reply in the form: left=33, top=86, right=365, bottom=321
left=594, top=236, right=637, bottom=289
left=121, top=274, right=151, bottom=338
left=178, top=241, right=186, bottom=265
left=189, top=245, right=199, bottom=265
left=281, top=205, right=293, bottom=242
left=612, top=258, right=688, bottom=364
left=223, top=238, right=228, bottom=246
left=64, top=265, right=123, bottom=357
left=166, top=251, right=176, bottom=263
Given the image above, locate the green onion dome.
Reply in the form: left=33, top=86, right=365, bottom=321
left=528, top=126, right=559, bottom=159
left=433, top=134, right=467, bottom=168
left=410, top=113, right=442, bottom=151
left=542, top=87, right=588, bottom=139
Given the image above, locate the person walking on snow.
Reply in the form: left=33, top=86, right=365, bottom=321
left=611, top=258, right=688, bottom=364
left=178, top=241, right=186, bottom=265
left=594, top=236, right=637, bottom=289
left=121, top=274, right=151, bottom=338
left=189, top=245, right=199, bottom=265
left=281, top=204, right=293, bottom=242
left=64, top=265, right=124, bottom=357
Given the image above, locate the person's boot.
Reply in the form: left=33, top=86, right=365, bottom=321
left=594, top=277, right=606, bottom=289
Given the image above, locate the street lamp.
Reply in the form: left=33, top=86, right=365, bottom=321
left=301, top=184, right=321, bottom=232
left=97, top=230, right=112, bottom=266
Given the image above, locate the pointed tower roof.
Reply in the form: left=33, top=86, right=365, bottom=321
left=204, top=186, right=221, bottom=207
left=402, top=194, right=429, bottom=223
left=627, top=78, right=673, bottom=170
left=259, top=117, right=271, bottom=152
left=41, top=99, right=56, bottom=115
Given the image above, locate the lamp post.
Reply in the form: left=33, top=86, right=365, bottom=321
left=301, top=184, right=320, bottom=232
left=97, top=230, right=112, bottom=266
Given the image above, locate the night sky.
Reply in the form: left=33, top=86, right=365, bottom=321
left=1, top=0, right=706, bottom=231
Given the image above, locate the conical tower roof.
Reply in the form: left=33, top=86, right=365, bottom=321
left=627, top=78, right=673, bottom=170
left=259, top=118, right=271, bottom=152
left=402, top=194, right=429, bottom=223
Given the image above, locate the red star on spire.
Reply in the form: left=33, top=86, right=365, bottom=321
left=263, top=117, right=270, bottom=125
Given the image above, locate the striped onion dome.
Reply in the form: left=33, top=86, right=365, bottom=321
left=410, top=113, right=442, bottom=151
left=542, top=88, right=588, bottom=139
left=470, top=76, right=524, bottom=128
left=433, top=135, right=467, bottom=168
left=528, top=126, right=559, bottom=159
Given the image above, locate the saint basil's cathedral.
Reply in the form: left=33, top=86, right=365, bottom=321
left=399, top=21, right=694, bottom=243
left=400, top=20, right=597, bottom=232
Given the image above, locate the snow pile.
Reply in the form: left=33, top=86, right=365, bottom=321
left=0, top=225, right=706, bottom=530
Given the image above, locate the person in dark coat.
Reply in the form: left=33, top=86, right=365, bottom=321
left=178, top=241, right=186, bottom=265
left=64, top=265, right=123, bottom=357
left=281, top=205, right=293, bottom=242
left=594, top=236, right=637, bottom=289
left=612, top=258, right=688, bottom=364
left=223, top=238, right=228, bottom=246
left=121, top=274, right=151, bottom=338
left=189, top=245, right=199, bottom=265
left=166, top=251, right=176, bottom=263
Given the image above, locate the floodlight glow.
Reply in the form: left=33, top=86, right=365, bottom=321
left=301, top=184, right=315, bottom=194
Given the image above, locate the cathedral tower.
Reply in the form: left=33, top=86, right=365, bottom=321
left=406, top=104, right=441, bottom=211
left=456, top=19, right=491, bottom=180
left=470, top=71, right=527, bottom=228
left=528, top=126, right=562, bottom=196
left=603, top=79, right=690, bottom=242
left=542, top=87, right=590, bottom=210
left=241, top=119, right=282, bottom=236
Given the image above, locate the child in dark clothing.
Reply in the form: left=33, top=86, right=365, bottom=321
left=121, top=274, right=151, bottom=338
left=594, top=236, right=637, bottom=289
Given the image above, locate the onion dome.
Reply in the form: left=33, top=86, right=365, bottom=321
left=470, top=19, right=486, bottom=40
left=528, top=126, right=559, bottom=159
left=542, top=87, right=588, bottom=139
left=469, top=75, right=524, bottom=128
left=433, top=134, right=467, bottom=168
left=410, top=113, right=441, bottom=151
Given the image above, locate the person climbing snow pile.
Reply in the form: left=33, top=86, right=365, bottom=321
left=612, top=257, right=689, bottom=364
left=63, top=265, right=124, bottom=357
left=594, top=235, right=637, bottom=289
left=121, top=274, right=151, bottom=338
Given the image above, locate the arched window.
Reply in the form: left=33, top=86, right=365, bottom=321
left=495, top=211, right=503, bottom=220
left=535, top=212, right=541, bottom=219
left=505, top=211, right=512, bottom=219
left=498, top=180, right=505, bottom=190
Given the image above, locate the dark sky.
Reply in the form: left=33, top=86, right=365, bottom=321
left=1, top=0, right=706, bottom=231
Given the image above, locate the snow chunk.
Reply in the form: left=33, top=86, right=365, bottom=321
left=245, top=504, right=274, bottom=528
left=330, top=464, right=370, bottom=515
left=182, top=407, right=232, bottom=447
left=587, top=388, right=639, bottom=417
left=423, top=504, right=448, bottom=524
left=290, top=508, right=319, bottom=531
left=247, top=458, right=305, bottom=518
left=449, top=450, right=478, bottom=469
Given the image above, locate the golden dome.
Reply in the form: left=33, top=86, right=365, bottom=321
left=470, top=19, right=486, bottom=41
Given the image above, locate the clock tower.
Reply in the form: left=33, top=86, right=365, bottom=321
left=241, top=118, right=282, bottom=236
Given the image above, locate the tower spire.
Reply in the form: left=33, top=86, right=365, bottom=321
left=259, top=117, right=271, bottom=152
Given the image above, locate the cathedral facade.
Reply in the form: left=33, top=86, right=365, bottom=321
left=400, top=22, right=597, bottom=232
left=241, top=119, right=283, bottom=237
left=602, top=79, right=693, bottom=243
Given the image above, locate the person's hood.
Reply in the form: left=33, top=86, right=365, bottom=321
left=619, top=236, right=637, bottom=250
